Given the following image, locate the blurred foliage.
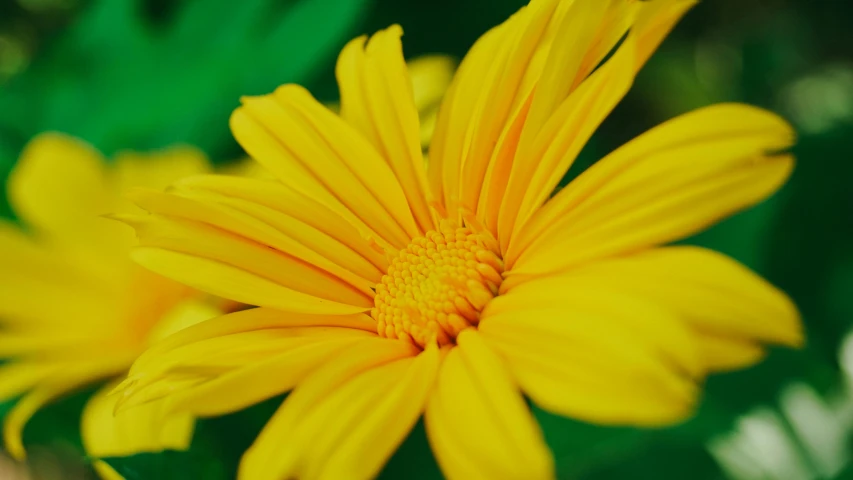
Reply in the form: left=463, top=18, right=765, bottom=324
left=0, top=0, right=371, bottom=218
left=1, top=0, right=853, bottom=478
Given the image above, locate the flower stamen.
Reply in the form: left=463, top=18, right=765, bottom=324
left=371, top=221, right=504, bottom=348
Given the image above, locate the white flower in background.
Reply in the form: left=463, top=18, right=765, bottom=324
left=709, top=332, right=853, bottom=479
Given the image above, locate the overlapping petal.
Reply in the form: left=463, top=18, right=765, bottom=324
left=3, top=358, right=131, bottom=460
left=510, top=246, right=802, bottom=372
left=121, top=179, right=388, bottom=314
left=239, top=339, right=425, bottom=480
left=82, top=382, right=194, bottom=480
left=231, top=84, right=419, bottom=249
left=337, top=25, right=435, bottom=233
left=479, top=282, right=700, bottom=426
left=506, top=103, right=795, bottom=274
left=426, top=331, right=553, bottom=480
left=115, top=308, right=376, bottom=414
left=426, top=0, right=694, bottom=248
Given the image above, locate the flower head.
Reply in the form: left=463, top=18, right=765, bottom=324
left=0, top=133, right=219, bottom=477
left=116, top=1, right=802, bottom=478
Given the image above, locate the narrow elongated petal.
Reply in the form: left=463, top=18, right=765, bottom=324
left=173, top=175, right=388, bottom=271
left=337, top=26, right=435, bottom=233
left=173, top=178, right=385, bottom=278
left=498, top=0, right=696, bottom=245
left=0, top=364, right=58, bottom=401
left=427, top=22, right=506, bottom=218
left=82, top=381, right=194, bottom=462
left=499, top=36, right=637, bottom=247
left=428, top=0, right=562, bottom=218
left=239, top=338, right=421, bottom=480
left=128, top=188, right=378, bottom=295
left=118, top=334, right=337, bottom=410
left=507, top=104, right=795, bottom=272
left=130, top=245, right=356, bottom=315
left=117, top=309, right=377, bottom=411
left=4, top=360, right=129, bottom=459
left=232, top=85, right=418, bottom=248
left=697, top=333, right=767, bottom=372
left=426, top=331, right=553, bottom=480
left=429, top=0, right=695, bottom=242
left=132, top=308, right=376, bottom=369
left=162, top=338, right=365, bottom=417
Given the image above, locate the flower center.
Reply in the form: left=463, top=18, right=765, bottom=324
left=371, top=221, right=504, bottom=348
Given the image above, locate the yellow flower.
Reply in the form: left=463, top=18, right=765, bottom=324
left=0, top=133, right=220, bottom=478
left=117, top=1, right=802, bottom=479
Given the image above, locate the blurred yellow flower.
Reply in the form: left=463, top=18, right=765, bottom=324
left=115, top=0, right=802, bottom=479
left=0, top=133, right=220, bottom=478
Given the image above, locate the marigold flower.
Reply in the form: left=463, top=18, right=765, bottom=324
left=0, top=134, right=219, bottom=479
left=115, top=1, right=802, bottom=478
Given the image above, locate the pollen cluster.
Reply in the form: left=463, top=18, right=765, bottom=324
left=371, top=222, right=504, bottom=348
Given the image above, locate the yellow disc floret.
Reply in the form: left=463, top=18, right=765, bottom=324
left=371, top=221, right=504, bottom=348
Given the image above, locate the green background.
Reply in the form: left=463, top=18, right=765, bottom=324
left=1, top=0, right=851, bottom=478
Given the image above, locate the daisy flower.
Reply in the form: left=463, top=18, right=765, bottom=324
left=0, top=134, right=220, bottom=479
left=115, top=0, right=802, bottom=478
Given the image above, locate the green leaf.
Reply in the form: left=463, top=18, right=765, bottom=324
left=0, top=0, right=372, bottom=161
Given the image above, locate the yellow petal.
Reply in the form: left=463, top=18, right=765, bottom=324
left=517, top=246, right=801, bottom=366
left=239, top=337, right=420, bottom=480
left=337, top=26, right=435, bottom=232
left=499, top=34, right=637, bottom=248
left=633, top=0, right=698, bottom=73
left=429, top=0, right=560, bottom=221
left=162, top=338, right=364, bottom=417
left=217, top=157, right=275, bottom=180
left=232, top=84, right=418, bottom=248
left=128, top=187, right=378, bottom=295
left=515, top=0, right=618, bottom=139
left=4, top=360, right=128, bottom=459
left=696, top=333, right=767, bottom=372
left=128, top=241, right=369, bottom=316
left=409, top=55, right=457, bottom=118
left=116, top=334, right=330, bottom=412
left=111, top=145, right=209, bottom=202
left=7, top=133, right=110, bottom=238
left=487, top=278, right=703, bottom=377
left=407, top=55, right=456, bottom=148
left=132, top=307, right=376, bottom=370
left=478, top=285, right=700, bottom=426
left=0, top=364, right=58, bottom=401
left=143, top=297, right=222, bottom=346
left=508, top=104, right=796, bottom=273
left=0, top=228, right=118, bottom=329
left=425, top=331, right=553, bottom=480
left=174, top=174, right=388, bottom=271
left=117, top=309, right=376, bottom=411
left=304, top=346, right=438, bottom=479
left=82, top=381, right=194, bottom=460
